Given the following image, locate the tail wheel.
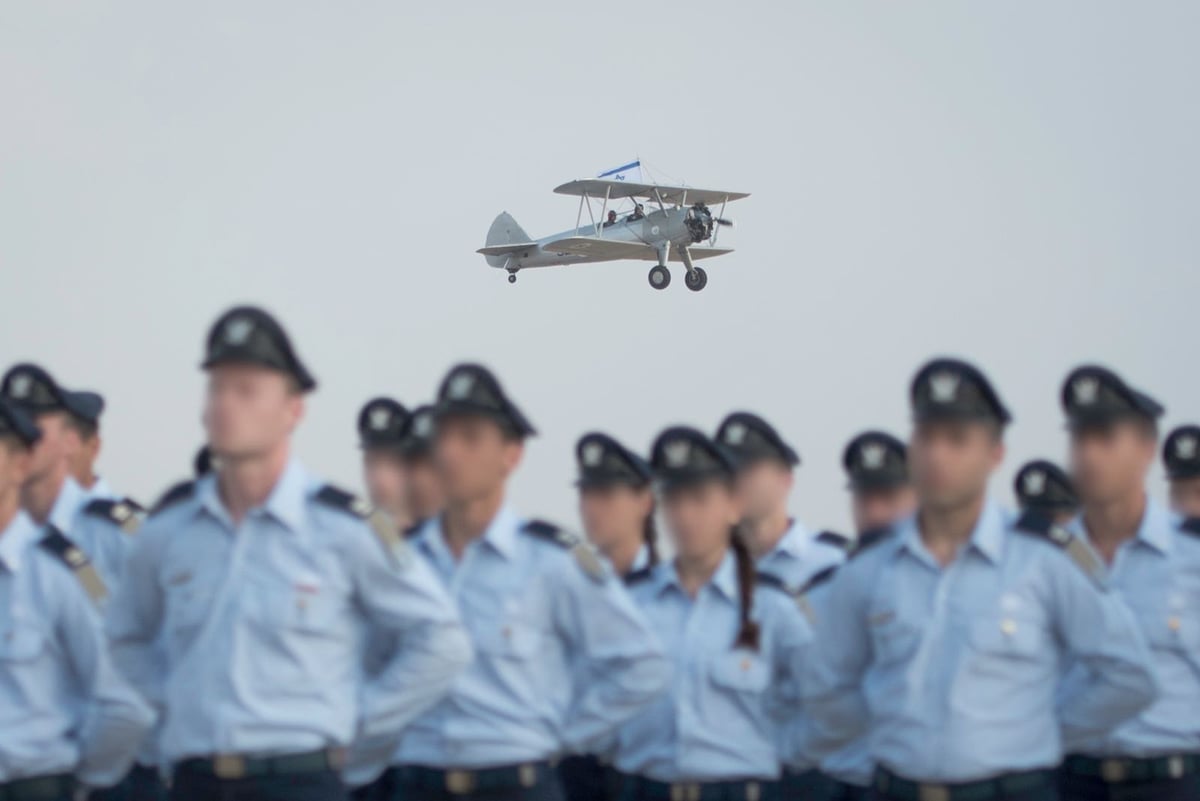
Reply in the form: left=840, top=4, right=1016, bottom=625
left=507, top=273, right=517, bottom=284
left=684, top=267, right=708, bottom=292
left=648, top=265, right=671, bottom=290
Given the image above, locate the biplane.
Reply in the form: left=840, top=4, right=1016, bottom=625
left=477, top=175, right=749, bottom=292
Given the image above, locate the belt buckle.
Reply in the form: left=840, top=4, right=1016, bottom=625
left=445, top=770, right=476, bottom=795
left=670, top=783, right=701, bottom=801
left=1100, top=760, right=1128, bottom=783
left=917, top=785, right=950, bottom=801
left=745, top=781, right=761, bottom=801
left=213, top=754, right=247, bottom=780
left=1167, top=756, right=1185, bottom=779
left=326, top=747, right=346, bottom=771
left=518, top=764, right=538, bottom=788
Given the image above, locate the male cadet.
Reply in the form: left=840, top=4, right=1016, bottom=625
left=1013, top=460, right=1078, bottom=527
left=1056, top=366, right=1200, bottom=801
left=843, top=431, right=916, bottom=538
left=805, top=431, right=917, bottom=801
left=106, top=306, right=472, bottom=801
left=386, top=363, right=670, bottom=801
left=0, top=398, right=155, bottom=799
left=397, top=404, right=444, bottom=524
left=804, top=357, right=1157, bottom=801
left=59, top=388, right=120, bottom=500
left=715, top=411, right=846, bottom=590
left=358, top=397, right=413, bottom=528
left=1162, top=424, right=1200, bottom=518
left=1, top=364, right=143, bottom=589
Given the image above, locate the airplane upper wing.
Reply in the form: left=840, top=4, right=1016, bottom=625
left=553, top=179, right=749, bottom=206
left=542, top=237, right=733, bottom=262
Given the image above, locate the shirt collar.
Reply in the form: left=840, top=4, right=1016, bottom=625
left=0, top=511, right=42, bottom=574
left=49, top=476, right=86, bottom=532
left=897, top=500, right=1006, bottom=565
left=1070, top=496, right=1173, bottom=556
left=196, top=458, right=309, bottom=533
left=422, top=503, right=521, bottom=561
left=85, top=476, right=117, bottom=501
left=630, top=543, right=651, bottom=573
left=659, top=549, right=739, bottom=603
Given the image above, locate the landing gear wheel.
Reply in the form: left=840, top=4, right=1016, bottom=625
left=507, top=273, right=517, bottom=284
left=648, top=265, right=671, bottom=290
left=684, top=267, right=708, bottom=292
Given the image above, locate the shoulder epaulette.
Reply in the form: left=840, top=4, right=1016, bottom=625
left=624, top=565, right=654, bottom=587
left=815, top=530, right=851, bottom=552
left=754, top=570, right=790, bottom=595
left=849, top=525, right=895, bottom=559
left=798, top=564, right=838, bottom=596
left=1180, top=517, right=1200, bottom=536
left=522, top=519, right=606, bottom=583
left=1012, top=517, right=1106, bottom=588
left=38, top=527, right=108, bottom=605
left=403, top=519, right=426, bottom=539
left=82, top=498, right=144, bottom=535
left=150, top=480, right=196, bottom=515
left=1013, top=509, right=1054, bottom=537
left=315, top=485, right=410, bottom=568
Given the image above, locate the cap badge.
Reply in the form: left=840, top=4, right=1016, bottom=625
left=412, top=412, right=434, bottom=438
left=223, top=317, right=255, bottom=346
left=1022, top=470, right=1046, bottom=496
left=369, top=407, right=392, bottom=431
left=723, top=423, right=748, bottom=446
left=664, top=439, right=691, bottom=468
left=8, top=374, right=32, bottom=399
left=860, top=442, right=886, bottom=470
left=929, top=371, right=960, bottom=403
left=448, top=372, right=475, bottom=400
left=582, top=441, right=605, bottom=467
left=1176, top=435, right=1199, bottom=461
left=1072, top=376, right=1099, bottom=406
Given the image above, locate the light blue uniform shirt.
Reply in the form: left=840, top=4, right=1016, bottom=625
left=106, top=459, right=471, bottom=778
left=756, top=520, right=845, bottom=594
left=1061, top=499, right=1200, bottom=757
left=0, top=511, right=154, bottom=786
left=613, top=551, right=814, bottom=782
left=396, top=504, right=670, bottom=768
left=804, top=501, right=1157, bottom=784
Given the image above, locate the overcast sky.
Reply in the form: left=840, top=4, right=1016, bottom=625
left=2, top=2, right=1198, bottom=532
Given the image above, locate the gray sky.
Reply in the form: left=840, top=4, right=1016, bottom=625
left=2, top=2, right=1198, bottom=532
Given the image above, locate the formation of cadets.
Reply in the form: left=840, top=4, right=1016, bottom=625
left=0, top=304, right=1197, bottom=801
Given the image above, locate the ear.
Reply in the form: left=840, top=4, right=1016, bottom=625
left=990, top=438, right=1006, bottom=470
left=287, top=395, right=306, bottom=432
left=636, top=487, right=655, bottom=517
left=502, top=440, right=525, bottom=473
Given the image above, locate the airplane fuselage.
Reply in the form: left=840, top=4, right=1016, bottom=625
left=498, top=206, right=697, bottom=271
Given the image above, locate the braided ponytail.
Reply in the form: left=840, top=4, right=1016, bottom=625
left=643, top=498, right=660, bottom=567
left=729, top=526, right=760, bottom=651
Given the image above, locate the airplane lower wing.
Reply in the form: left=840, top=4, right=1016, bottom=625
left=477, top=242, right=539, bottom=256
left=542, top=237, right=732, bottom=262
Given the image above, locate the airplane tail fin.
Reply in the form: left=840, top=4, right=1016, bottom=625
left=482, top=212, right=534, bottom=268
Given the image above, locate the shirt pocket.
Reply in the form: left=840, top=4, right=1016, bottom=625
left=164, top=574, right=219, bottom=644
left=868, top=611, right=920, bottom=666
left=246, top=576, right=342, bottom=638
left=708, top=649, right=770, bottom=694
left=0, top=623, right=45, bottom=663
left=967, top=613, right=1045, bottom=661
left=473, top=616, right=542, bottom=660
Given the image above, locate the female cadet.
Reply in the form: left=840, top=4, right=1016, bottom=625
left=613, top=426, right=814, bottom=801
left=559, top=432, right=662, bottom=801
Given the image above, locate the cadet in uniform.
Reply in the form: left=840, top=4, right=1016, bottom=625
left=842, top=431, right=915, bottom=536
left=612, top=426, right=813, bottom=801
left=358, top=397, right=414, bottom=528
left=105, top=306, right=472, bottom=801
left=1162, top=424, right=1200, bottom=518
left=574, top=432, right=658, bottom=578
left=1, top=364, right=144, bottom=589
left=0, top=398, right=155, bottom=799
left=397, top=404, right=444, bottom=525
left=805, top=357, right=1157, bottom=801
left=559, top=432, right=659, bottom=801
left=57, top=388, right=119, bottom=500
left=1056, top=366, right=1200, bottom=801
left=1013, top=460, right=1078, bottom=527
left=387, top=363, right=669, bottom=801
left=805, top=431, right=916, bottom=801
left=715, top=412, right=846, bottom=590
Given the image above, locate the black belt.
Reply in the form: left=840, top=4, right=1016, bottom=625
left=395, top=763, right=554, bottom=795
left=176, top=747, right=344, bottom=780
left=781, top=768, right=829, bottom=794
left=874, top=767, right=1053, bottom=801
left=1062, top=753, right=1200, bottom=783
left=630, top=776, right=776, bottom=801
left=0, top=774, right=74, bottom=801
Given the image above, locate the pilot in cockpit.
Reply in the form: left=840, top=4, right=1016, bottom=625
left=604, top=210, right=618, bottom=227
left=627, top=204, right=645, bottom=222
